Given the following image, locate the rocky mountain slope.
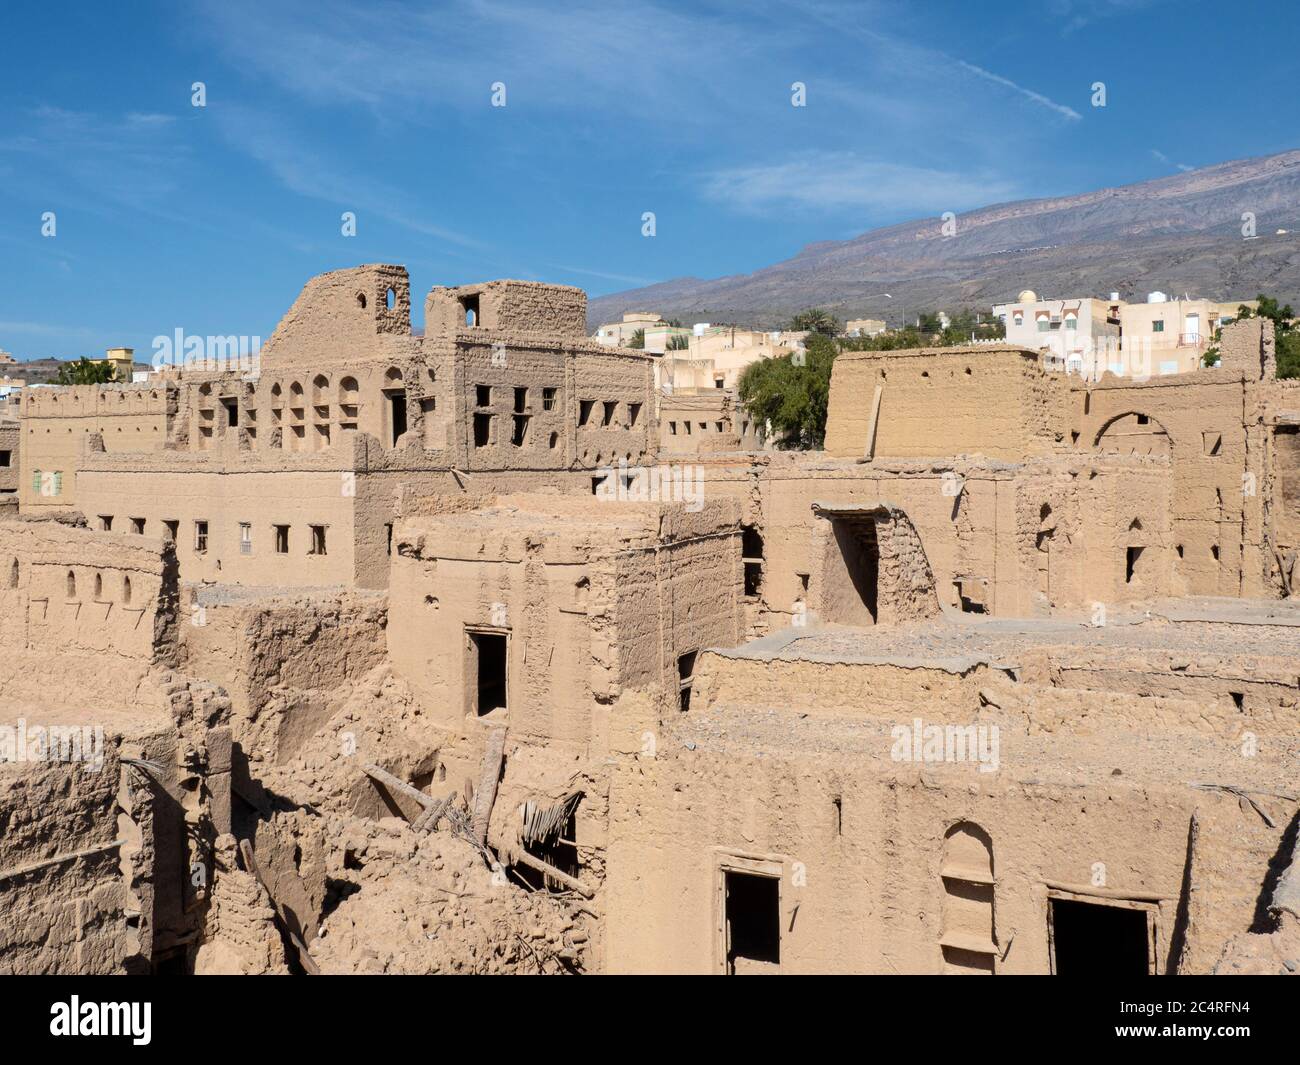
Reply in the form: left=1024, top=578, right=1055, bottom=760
left=589, top=151, right=1300, bottom=328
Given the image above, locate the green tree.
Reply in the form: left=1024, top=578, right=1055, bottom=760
left=627, top=328, right=645, bottom=350
left=666, top=333, right=690, bottom=351
left=789, top=308, right=840, bottom=336
left=737, top=333, right=837, bottom=449
left=55, top=357, right=117, bottom=385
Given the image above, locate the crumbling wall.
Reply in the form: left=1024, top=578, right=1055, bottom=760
left=181, top=589, right=388, bottom=764
left=0, top=753, right=128, bottom=974
left=425, top=280, right=587, bottom=338
left=824, top=347, right=1070, bottom=461
left=0, top=419, right=18, bottom=496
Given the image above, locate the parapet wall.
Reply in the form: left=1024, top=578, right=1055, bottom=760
left=0, top=519, right=179, bottom=711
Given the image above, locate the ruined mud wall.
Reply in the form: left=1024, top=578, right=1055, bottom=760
left=1072, top=363, right=1259, bottom=598
left=0, top=519, right=178, bottom=710
left=0, top=420, right=18, bottom=495
left=180, top=590, right=388, bottom=764
left=260, top=265, right=415, bottom=368
left=0, top=751, right=130, bottom=974
left=387, top=497, right=744, bottom=749
left=425, top=280, right=588, bottom=338
left=603, top=745, right=1283, bottom=974
left=824, top=347, right=1071, bottom=461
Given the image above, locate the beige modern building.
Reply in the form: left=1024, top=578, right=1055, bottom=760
left=845, top=318, right=886, bottom=338
left=659, top=325, right=804, bottom=393
left=1119, top=293, right=1257, bottom=375
left=592, top=311, right=664, bottom=347
left=993, top=291, right=1124, bottom=377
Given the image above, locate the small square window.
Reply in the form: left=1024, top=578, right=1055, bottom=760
left=1152, top=320, right=1165, bottom=332
left=239, top=522, right=252, bottom=554
left=99, top=516, right=113, bottom=532
left=194, top=521, right=209, bottom=554
left=131, top=517, right=145, bottom=535
left=476, top=385, right=492, bottom=407
left=309, top=525, right=327, bottom=556
left=274, top=525, right=289, bottom=553
left=542, top=387, right=557, bottom=411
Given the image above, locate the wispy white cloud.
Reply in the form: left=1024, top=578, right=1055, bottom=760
left=701, top=155, right=1019, bottom=215
left=211, top=105, right=485, bottom=248
left=1051, top=0, right=1167, bottom=35
left=0, top=105, right=193, bottom=221
left=956, top=61, right=1082, bottom=122
left=1150, top=148, right=1194, bottom=172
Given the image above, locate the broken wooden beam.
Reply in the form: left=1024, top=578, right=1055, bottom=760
left=471, top=728, right=507, bottom=844
left=411, top=791, right=457, bottom=834
left=238, top=838, right=321, bottom=976
left=361, top=762, right=437, bottom=817
left=0, top=838, right=124, bottom=883
left=497, top=843, right=596, bottom=899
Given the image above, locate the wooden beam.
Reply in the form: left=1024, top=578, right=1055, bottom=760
left=0, top=838, right=124, bottom=883
left=472, top=728, right=507, bottom=844
left=361, top=762, right=437, bottom=816
left=863, top=383, right=884, bottom=460
left=239, top=838, right=321, bottom=976
left=497, top=843, right=596, bottom=899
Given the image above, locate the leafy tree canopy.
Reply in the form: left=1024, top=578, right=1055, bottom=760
left=55, top=357, right=117, bottom=385
left=737, top=333, right=837, bottom=449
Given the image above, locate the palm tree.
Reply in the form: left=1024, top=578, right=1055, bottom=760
left=789, top=308, right=840, bottom=336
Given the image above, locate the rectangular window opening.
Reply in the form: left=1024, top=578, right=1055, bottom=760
left=678, top=650, right=697, bottom=712
left=1126, top=545, right=1143, bottom=584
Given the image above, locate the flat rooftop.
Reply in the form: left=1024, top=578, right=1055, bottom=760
left=715, top=598, right=1300, bottom=674
left=671, top=698, right=1297, bottom=795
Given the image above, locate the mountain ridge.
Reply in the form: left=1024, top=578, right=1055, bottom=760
left=588, top=150, right=1300, bottom=329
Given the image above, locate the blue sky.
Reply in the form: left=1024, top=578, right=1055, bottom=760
left=0, top=0, right=1296, bottom=358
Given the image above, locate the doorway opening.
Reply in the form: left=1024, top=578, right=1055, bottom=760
left=724, top=870, right=780, bottom=974
left=467, top=629, right=508, bottom=716
left=1050, top=897, right=1151, bottom=975
left=825, top=516, right=879, bottom=624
